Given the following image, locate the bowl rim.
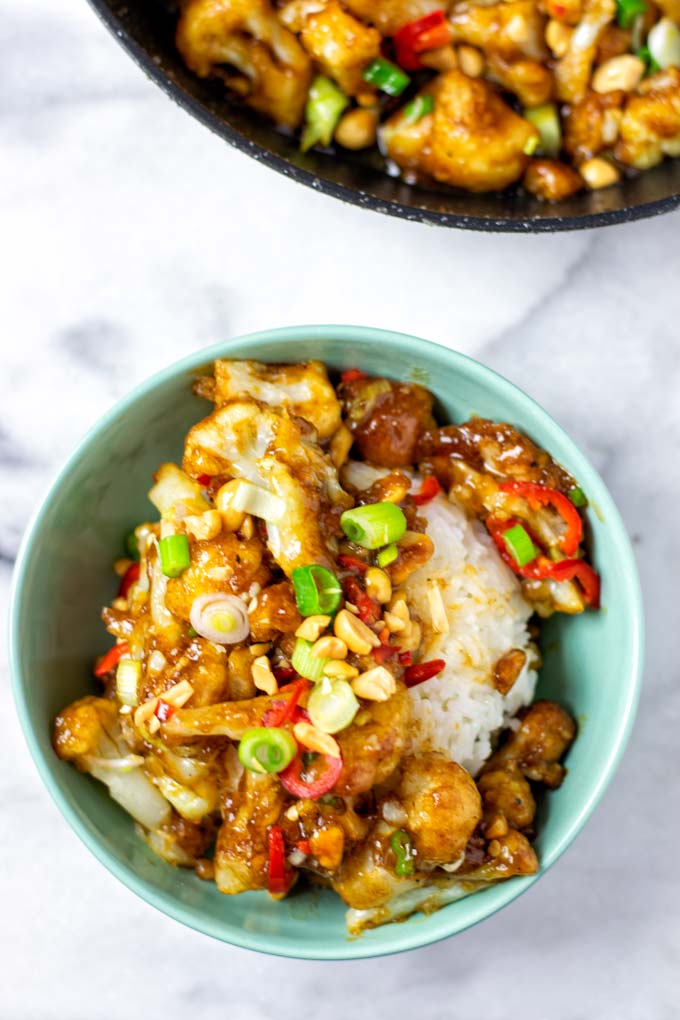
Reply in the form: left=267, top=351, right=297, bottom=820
left=85, top=0, right=680, bottom=233
left=9, top=324, right=644, bottom=958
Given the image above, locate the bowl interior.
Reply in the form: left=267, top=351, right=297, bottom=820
left=10, top=326, right=642, bottom=958
left=87, top=0, right=680, bottom=231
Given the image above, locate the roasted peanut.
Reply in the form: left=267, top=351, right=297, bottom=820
left=296, top=615, right=332, bottom=642
left=365, top=567, right=392, bottom=604
left=311, top=635, right=348, bottom=659
left=252, top=655, right=278, bottom=695
left=352, top=666, right=397, bottom=702
left=580, top=157, right=621, bottom=188
left=184, top=509, right=222, bottom=541
left=334, top=609, right=381, bottom=654
left=215, top=480, right=247, bottom=532
left=323, top=660, right=360, bottom=679
left=293, top=721, right=341, bottom=757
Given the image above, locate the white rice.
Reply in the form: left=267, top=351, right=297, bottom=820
left=344, top=463, right=538, bottom=776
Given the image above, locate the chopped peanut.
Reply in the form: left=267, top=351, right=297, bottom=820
left=592, top=55, right=644, bottom=95
left=215, top=480, right=247, bottom=532
left=352, top=666, right=397, bottom=701
left=421, top=44, right=458, bottom=71
left=365, top=567, right=392, bottom=604
left=334, top=609, right=381, bottom=654
left=457, top=45, right=485, bottom=78
left=293, top=721, right=341, bottom=757
left=296, top=615, right=332, bottom=642
left=323, top=660, right=360, bottom=679
left=545, top=19, right=572, bottom=57
left=249, top=642, right=272, bottom=657
left=329, top=423, right=354, bottom=468
left=580, top=157, right=621, bottom=189
left=397, top=620, right=422, bottom=653
left=311, top=635, right=348, bottom=659
left=384, top=596, right=410, bottom=633
left=184, top=509, right=223, bottom=541
left=252, top=655, right=278, bottom=695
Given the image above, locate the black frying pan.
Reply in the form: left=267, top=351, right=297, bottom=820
left=87, top=0, right=680, bottom=231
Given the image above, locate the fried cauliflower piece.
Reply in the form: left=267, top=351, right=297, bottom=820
left=332, top=820, right=427, bottom=910
left=339, top=375, right=436, bottom=467
left=281, top=0, right=381, bottom=96
left=396, top=754, right=482, bottom=865
left=183, top=399, right=352, bottom=575
left=382, top=72, right=537, bottom=193
left=485, top=700, right=577, bottom=788
left=342, top=0, right=445, bottom=35
left=215, top=770, right=288, bottom=893
left=448, top=0, right=548, bottom=61
left=176, top=0, right=312, bottom=128
left=212, top=359, right=342, bottom=440
left=564, top=88, right=625, bottom=162
left=487, top=55, right=553, bottom=107
left=615, top=68, right=680, bottom=170
left=554, top=0, right=616, bottom=103
left=335, top=685, right=412, bottom=796
left=162, top=688, right=292, bottom=740
left=523, top=159, right=584, bottom=199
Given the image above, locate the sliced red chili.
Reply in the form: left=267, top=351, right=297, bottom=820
left=279, top=752, right=343, bottom=800
left=342, top=575, right=379, bottom=624
left=196, top=474, right=213, bottom=486
left=398, top=650, right=413, bottom=667
left=94, top=641, right=129, bottom=678
left=486, top=516, right=548, bottom=578
left=337, top=553, right=368, bottom=574
left=273, top=666, right=297, bottom=684
left=393, top=10, right=450, bottom=70
left=297, top=839, right=312, bottom=856
left=341, top=368, right=367, bottom=384
left=267, top=824, right=294, bottom=896
left=500, top=480, right=583, bottom=557
left=263, top=679, right=309, bottom=728
left=412, top=475, right=441, bottom=506
left=548, top=559, right=601, bottom=608
left=404, top=659, right=446, bottom=688
left=154, top=699, right=176, bottom=723
left=117, top=561, right=140, bottom=599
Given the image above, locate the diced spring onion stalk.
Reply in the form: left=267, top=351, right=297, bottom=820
left=568, top=486, right=588, bottom=507
left=403, top=93, right=434, bottom=124
left=647, top=17, right=680, bottom=69
left=363, top=58, right=410, bottom=97
left=291, top=637, right=329, bottom=682
left=308, top=677, right=359, bottom=734
left=377, top=543, right=399, bottom=568
left=524, top=104, right=562, bottom=158
left=229, top=479, right=286, bottom=523
left=292, top=564, right=343, bottom=616
left=340, top=502, right=407, bottom=550
left=502, top=523, right=539, bottom=567
left=158, top=534, right=190, bottom=577
left=616, top=0, right=646, bottom=28
left=238, top=727, right=298, bottom=774
left=125, top=529, right=141, bottom=561
left=116, top=658, right=141, bottom=706
left=301, top=76, right=349, bottom=152
left=390, top=829, right=415, bottom=876
left=523, top=134, right=539, bottom=156
left=190, top=593, right=250, bottom=645
left=637, top=44, right=661, bottom=72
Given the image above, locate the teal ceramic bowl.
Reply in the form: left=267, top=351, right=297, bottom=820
left=9, top=325, right=643, bottom=959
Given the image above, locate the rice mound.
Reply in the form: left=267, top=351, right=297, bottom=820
left=345, top=463, right=538, bottom=776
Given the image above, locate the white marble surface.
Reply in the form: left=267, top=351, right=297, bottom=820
left=2, top=1, right=679, bottom=1016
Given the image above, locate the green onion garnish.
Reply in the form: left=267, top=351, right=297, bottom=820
left=390, top=829, right=415, bottom=876
left=115, top=658, right=140, bottom=707
left=377, top=543, right=399, bottom=568
left=340, top=502, right=407, bottom=550
left=125, top=529, right=140, bottom=561
left=291, top=637, right=329, bottom=682
left=502, top=523, right=539, bottom=568
left=523, top=135, right=539, bottom=156
left=301, top=75, right=349, bottom=152
left=158, top=534, right=190, bottom=578
left=238, top=727, right=297, bottom=774
left=568, top=486, right=588, bottom=508
left=637, top=44, right=661, bottom=72
left=308, top=677, right=359, bottom=734
left=403, top=93, right=434, bottom=124
left=524, top=104, right=562, bottom=158
left=292, top=564, right=343, bottom=616
left=616, top=0, right=646, bottom=28
left=363, top=58, right=410, bottom=97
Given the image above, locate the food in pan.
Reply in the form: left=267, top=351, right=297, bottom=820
left=172, top=0, right=680, bottom=199
left=53, top=359, right=599, bottom=932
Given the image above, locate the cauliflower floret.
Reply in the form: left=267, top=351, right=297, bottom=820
left=554, top=0, right=616, bottom=103
left=448, top=0, right=548, bottom=61
left=214, top=770, right=288, bottom=893
left=396, top=754, right=482, bottom=865
left=176, top=0, right=312, bottom=128
left=615, top=68, right=680, bottom=170
left=341, top=0, right=445, bottom=35
left=212, top=358, right=342, bottom=440
left=381, top=71, right=537, bottom=192
left=487, top=55, right=553, bottom=108
left=564, top=88, right=625, bottom=162
left=281, top=0, right=381, bottom=95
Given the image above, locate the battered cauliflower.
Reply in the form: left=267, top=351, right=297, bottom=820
left=616, top=68, right=680, bottom=170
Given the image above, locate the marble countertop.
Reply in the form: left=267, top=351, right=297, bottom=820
left=3, top=1, right=679, bottom=1016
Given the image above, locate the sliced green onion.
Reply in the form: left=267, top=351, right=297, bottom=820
left=637, top=44, right=661, bottom=72
left=502, top=523, right=539, bottom=568
left=523, top=134, right=539, bottom=156
left=568, top=486, right=588, bottom=508
left=292, top=564, right=343, bottom=616
left=390, top=829, right=415, bottom=876
left=291, top=637, right=329, bottom=682
left=524, top=104, right=562, bottom=158
left=308, top=677, right=359, bottom=734
left=158, top=534, right=190, bottom=578
left=647, top=17, right=680, bottom=69
left=301, top=75, right=349, bottom=152
left=616, top=0, right=646, bottom=28
left=403, top=93, right=434, bottom=124
left=229, top=479, right=286, bottom=523
left=125, top=529, right=140, bottom=561
left=377, top=543, right=399, bottom=568
left=238, top=727, right=297, bottom=774
left=363, top=58, right=410, bottom=97
left=116, top=658, right=141, bottom=707
left=340, top=502, right=407, bottom=550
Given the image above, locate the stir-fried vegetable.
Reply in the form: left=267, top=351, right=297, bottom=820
left=158, top=533, right=190, bottom=577
left=117, top=561, right=140, bottom=599
left=292, top=564, right=343, bottom=616
left=301, top=75, right=349, bottom=152
left=340, top=502, right=407, bottom=549
left=267, top=825, right=293, bottom=896
left=404, top=659, right=446, bottom=688
left=502, top=523, right=539, bottom=568
left=308, top=677, right=359, bottom=734
left=362, top=58, right=410, bottom=97
left=617, top=0, right=647, bottom=29
left=291, top=637, right=330, bottom=682
left=239, top=727, right=298, bottom=774
left=500, top=481, right=583, bottom=556
left=568, top=486, right=588, bottom=508
left=228, top=478, right=286, bottom=523
left=648, top=18, right=680, bottom=69
left=390, top=829, right=415, bottom=875
left=377, top=544, right=399, bottom=568
left=412, top=475, right=441, bottom=505
left=524, top=104, right=562, bottom=159
left=263, top=679, right=310, bottom=728
left=393, top=10, right=450, bottom=71
left=403, top=94, right=434, bottom=125
left=115, top=658, right=140, bottom=707
left=94, top=641, right=129, bottom=678
left=279, top=751, right=344, bottom=799
left=189, top=593, right=250, bottom=644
